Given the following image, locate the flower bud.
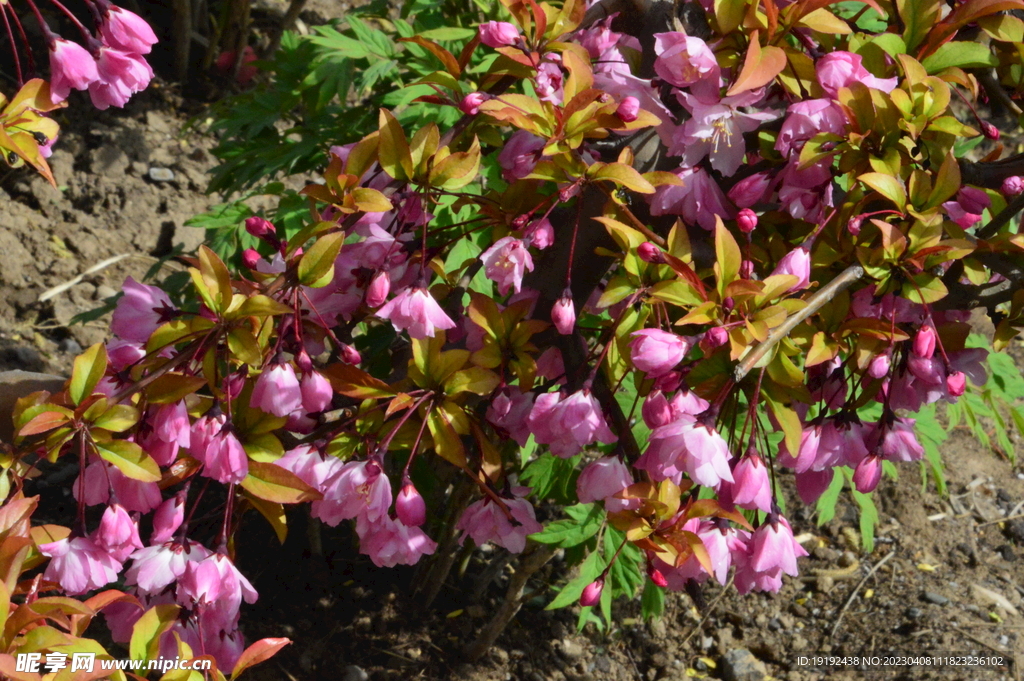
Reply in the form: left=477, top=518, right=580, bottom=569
left=242, top=248, right=260, bottom=270
left=512, top=213, right=530, bottom=229
left=722, top=297, right=735, bottom=312
left=913, top=325, right=936, bottom=359
left=946, top=370, right=966, bottom=396
left=637, top=241, right=664, bottom=264
left=340, top=343, right=362, bottom=365
left=642, top=391, right=672, bottom=429
left=739, top=259, right=754, bottom=280
left=867, top=353, right=890, bottom=379
left=703, top=327, right=728, bottom=350
left=295, top=349, right=313, bottom=374
left=244, top=216, right=275, bottom=239
left=847, top=215, right=863, bottom=236
left=982, top=122, right=1001, bottom=141
left=552, top=290, right=575, bottom=335
left=397, top=482, right=427, bottom=526
left=852, top=454, right=882, bottom=493
left=478, top=21, right=520, bottom=48
left=365, top=270, right=391, bottom=308
left=460, top=92, right=487, bottom=115
left=737, top=208, right=758, bottom=233
left=580, top=578, right=604, bottom=607
left=616, top=96, right=639, bottom=122
left=1002, top=176, right=1024, bottom=197
left=647, top=564, right=668, bottom=588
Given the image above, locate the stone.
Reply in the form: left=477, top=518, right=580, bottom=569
left=906, top=607, right=923, bottom=619
left=341, top=665, right=368, bottom=681
left=720, top=649, right=768, bottom=681
left=57, top=338, right=82, bottom=355
left=922, top=591, right=949, bottom=606
left=148, top=167, right=175, bottom=182
left=559, top=638, right=584, bottom=660
left=0, top=370, right=66, bottom=443
left=94, top=285, right=118, bottom=301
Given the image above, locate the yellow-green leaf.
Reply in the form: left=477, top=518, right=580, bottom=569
left=95, top=440, right=161, bottom=482
left=69, top=343, right=107, bottom=406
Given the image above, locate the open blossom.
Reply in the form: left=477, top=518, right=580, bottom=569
left=40, top=537, right=122, bottom=595
left=775, top=99, right=847, bottom=157
left=319, top=459, right=392, bottom=526
left=111, top=276, right=173, bottom=343
left=456, top=487, right=542, bottom=553
left=527, top=390, right=617, bottom=458
left=356, top=515, right=436, bottom=567
left=750, top=515, right=807, bottom=577
left=126, top=541, right=211, bottom=594
left=629, top=329, right=691, bottom=377
left=481, top=236, right=534, bottom=295
left=576, top=456, right=632, bottom=505
left=96, top=504, right=144, bottom=562
left=486, top=387, right=534, bottom=446
left=49, top=38, right=99, bottom=102
left=635, top=415, right=734, bottom=489
left=943, top=186, right=990, bottom=230
left=816, top=51, right=897, bottom=98
left=880, top=417, right=924, bottom=462
left=190, top=413, right=248, bottom=484
left=251, top=362, right=303, bottom=417
left=100, top=5, right=159, bottom=54
left=653, top=32, right=719, bottom=89
left=497, top=131, right=546, bottom=182
left=672, top=90, right=777, bottom=177
left=377, top=286, right=456, bottom=339
left=535, top=60, right=564, bottom=104
left=649, top=166, right=734, bottom=230
left=89, top=47, right=154, bottom=110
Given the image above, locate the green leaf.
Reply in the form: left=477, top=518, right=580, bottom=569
left=297, top=231, right=344, bottom=287
left=714, top=218, right=742, bottom=294
left=521, top=453, right=583, bottom=505
left=96, top=440, right=161, bottom=482
left=531, top=504, right=604, bottom=547
left=816, top=469, right=844, bottom=525
left=640, top=579, right=665, bottom=621
left=850, top=487, right=878, bottom=553
left=546, top=549, right=605, bottom=610
left=589, top=162, right=656, bottom=193
left=921, top=41, right=998, bottom=73
left=242, top=461, right=323, bottom=503
left=859, top=172, right=907, bottom=208
left=92, top=404, right=140, bottom=433
left=129, top=604, right=180, bottom=661
left=69, top=343, right=108, bottom=406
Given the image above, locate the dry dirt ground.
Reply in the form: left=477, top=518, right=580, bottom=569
left=2, top=59, right=1024, bottom=681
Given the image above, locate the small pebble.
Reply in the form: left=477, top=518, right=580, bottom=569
left=999, top=635, right=1010, bottom=646
left=58, top=338, right=82, bottom=354
left=906, top=607, right=923, bottom=619
left=922, top=591, right=950, bottom=606
left=148, top=167, right=175, bottom=182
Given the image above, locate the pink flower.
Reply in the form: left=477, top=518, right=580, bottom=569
left=730, top=453, right=772, bottom=513
left=672, top=91, right=778, bottom=177
left=89, top=47, right=153, bottom=110
left=1002, top=176, right=1024, bottom=196
left=527, top=390, right=617, bottom=458
left=151, top=494, right=184, bottom=544
left=880, top=417, right=924, bottom=462
left=251, top=362, right=303, bottom=417
left=320, top=459, right=392, bottom=525
left=728, top=171, right=773, bottom=209
left=456, top=488, right=543, bottom=553
left=95, top=504, right=144, bottom=562
left=551, top=291, right=576, bottom=335
left=481, top=237, right=534, bottom=295
left=775, top=99, right=847, bottom=157
left=178, top=553, right=257, bottom=632
left=580, top=578, right=604, bottom=607
left=460, top=92, right=487, bottom=115
left=365, top=270, right=390, bottom=308
left=770, top=246, right=811, bottom=291
left=479, top=21, right=520, bottom=48
left=642, top=391, right=672, bottom=429
left=111, top=276, right=173, bottom=343
left=816, top=52, right=897, bottom=98
left=300, top=371, right=333, bottom=413
left=653, top=32, right=719, bottom=89
left=868, top=353, right=891, bottom=379
left=191, top=413, right=249, bottom=484
left=356, top=515, right=437, bottom=567
left=535, top=60, right=564, bottom=104
left=649, top=166, right=734, bottom=230
left=49, top=38, right=99, bottom=102
left=377, top=286, right=456, bottom=339
left=126, top=541, right=210, bottom=594
left=852, top=454, right=883, bottom=493
left=576, top=456, right=632, bottom=504
left=943, top=186, right=990, bottom=229
left=100, top=5, right=159, bottom=54
left=635, top=416, right=733, bottom=489
left=736, top=208, right=758, bottom=233
left=616, top=96, right=640, bottom=122
left=524, top=217, right=554, bottom=249
left=777, top=159, right=833, bottom=222
left=486, top=388, right=534, bottom=446
left=947, top=370, right=967, bottom=396
left=630, top=329, right=691, bottom=377
left=39, top=537, right=122, bottom=595
left=397, top=482, right=427, bottom=526
left=778, top=423, right=821, bottom=473
left=750, top=515, right=807, bottom=577
left=497, top=130, right=546, bottom=182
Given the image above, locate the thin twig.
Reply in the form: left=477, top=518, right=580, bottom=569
left=976, top=511, right=1024, bottom=528
left=976, top=191, right=1024, bottom=240
left=735, top=264, right=864, bottom=381
left=830, top=550, right=896, bottom=639
left=680, top=576, right=734, bottom=648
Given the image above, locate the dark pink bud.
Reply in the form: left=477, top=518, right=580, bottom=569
left=616, top=96, right=640, bottom=122
left=637, top=242, right=664, bottom=264
left=723, top=297, right=735, bottom=312
left=242, top=248, right=260, bottom=270
left=1002, top=176, right=1024, bottom=197
left=946, top=370, right=966, bottom=396
left=460, top=92, right=487, bottom=115
left=552, top=290, right=575, bottom=335
left=648, top=564, right=668, bottom=588
left=737, top=208, right=758, bottom=233
left=703, top=327, right=728, bottom=350
left=222, top=372, right=246, bottom=400
left=982, top=122, right=1000, bottom=141
left=397, top=482, right=427, bottom=526
left=740, top=259, right=754, bottom=279
left=365, top=270, right=391, bottom=308
left=295, top=349, right=313, bottom=374
left=580, top=578, right=604, bottom=607
left=913, top=325, right=936, bottom=359
left=245, top=216, right=275, bottom=239
left=479, top=21, right=520, bottom=48
left=852, top=454, right=882, bottom=493
left=847, top=215, right=863, bottom=236
left=340, top=343, right=362, bottom=365
left=512, top=214, right=530, bottom=229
